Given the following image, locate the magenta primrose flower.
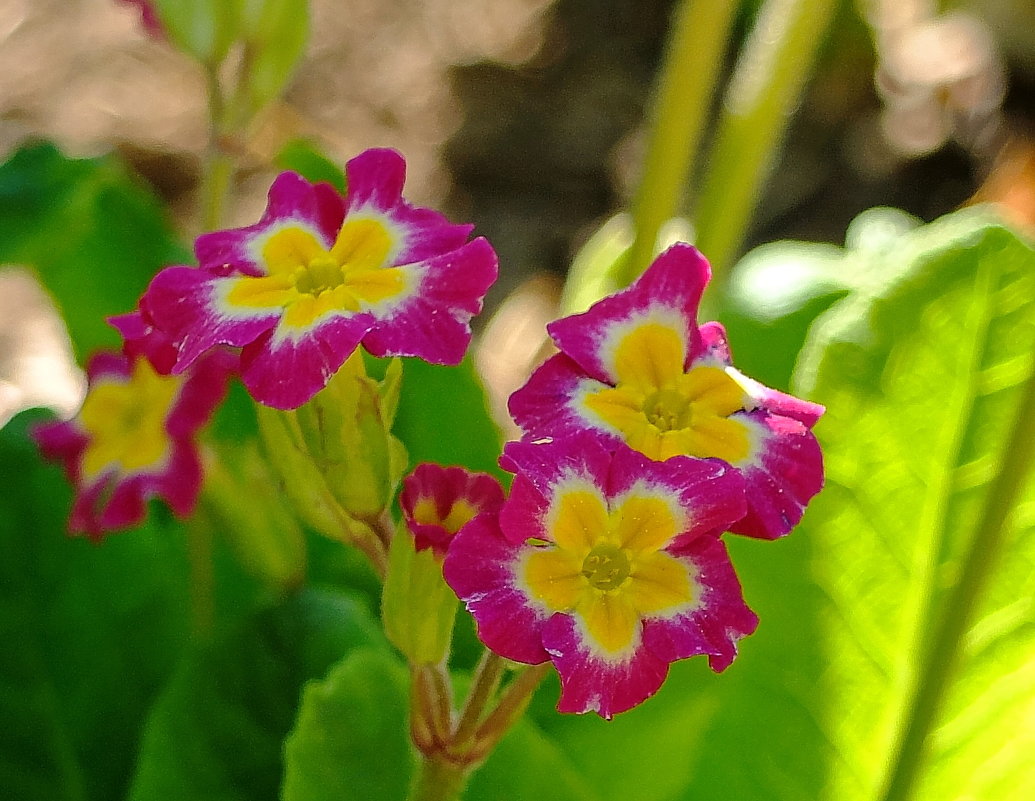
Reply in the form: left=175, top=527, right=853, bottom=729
left=509, top=243, right=824, bottom=539
left=400, top=463, right=505, bottom=557
left=33, top=349, right=232, bottom=539
left=443, top=434, right=758, bottom=719
left=142, top=148, right=498, bottom=409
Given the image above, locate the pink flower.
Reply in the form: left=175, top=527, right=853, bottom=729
left=142, top=149, right=498, bottom=409
left=116, top=0, right=164, bottom=39
left=400, top=463, right=504, bottom=556
left=509, top=243, right=824, bottom=539
left=443, top=434, right=757, bottom=719
left=33, top=348, right=232, bottom=539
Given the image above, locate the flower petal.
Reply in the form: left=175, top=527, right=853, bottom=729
left=728, top=410, right=825, bottom=539
left=546, top=243, right=710, bottom=384
left=195, top=172, right=343, bottom=275
left=344, top=149, right=474, bottom=265
left=238, top=312, right=375, bottom=410
left=360, top=237, right=498, bottom=365
left=643, top=536, right=758, bottom=671
left=542, top=612, right=670, bottom=720
left=442, top=516, right=551, bottom=664
left=144, top=267, right=280, bottom=371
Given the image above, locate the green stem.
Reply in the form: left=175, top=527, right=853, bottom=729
left=878, top=343, right=1035, bottom=801
left=693, top=0, right=837, bottom=290
left=452, top=650, right=505, bottom=746
left=408, top=754, right=469, bottom=801
left=614, top=0, right=740, bottom=287
left=200, top=63, right=234, bottom=232
left=469, top=663, right=550, bottom=762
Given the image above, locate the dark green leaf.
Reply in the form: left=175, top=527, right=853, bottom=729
left=392, top=357, right=504, bottom=477
left=0, top=143, right=189, bottom=361
left=0, top=411, right=191, bottom=801
left=129, top=588, right=384, bottom=801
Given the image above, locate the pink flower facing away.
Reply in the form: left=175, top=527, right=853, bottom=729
left=142, top=148, right=498, bottom=410
left=509, top=243, right=825, bottom=540
left=400, top=463, right=505, bottom=557
left=33, top=349, right=232, bottom=540
left=116, top=0, right=164, bottom=38
left=443, top=434, right=758, bottom=719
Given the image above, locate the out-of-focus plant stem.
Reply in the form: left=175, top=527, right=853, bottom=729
left=200, top=63, right=235, bottom=233
left=693, top=0, right=837, bottom=295
left=878, top=334, right=1035, bottom=801
left=613, top=0, right=739, bottom=288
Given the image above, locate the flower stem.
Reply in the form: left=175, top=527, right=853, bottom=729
left=407, top=753, right=468, bottom=801
left=878, top=338, right=1035, bottom=801
left=452, top=650, right=505, bottom=746
left=200, top=63, right=234, bottom=232
left=615, top=0, right=739, bottom=288
left=693, top=0, right=837, bottom=289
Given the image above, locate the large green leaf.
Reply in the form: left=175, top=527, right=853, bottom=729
left=0, top=143, right=189, bottom=360
left=128, top=587, right=383, bottom=801
left=390, top=356, right=504, bottom=477
left=283, top=650, right=597, bottom=801
left=676, top=208, right=1035, bottom=800
left=0, top=412, right=191, bottom=801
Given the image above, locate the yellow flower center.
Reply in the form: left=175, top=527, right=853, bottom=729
left=582, top=322, right=753, bottom=464
left=412, top=497, right=479, bottom=535
left=581, top=543, right=631, bottom=591
left=522, top=485, right=695, bottom=657
left=225, top=219, right=408, bottom=329
left=78, top=359, right=181, bottom=480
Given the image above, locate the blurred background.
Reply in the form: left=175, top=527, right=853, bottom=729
left=1, top=0, right=1035, bottom=425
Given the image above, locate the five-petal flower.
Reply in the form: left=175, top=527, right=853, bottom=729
left=443, top=434, right=758, bottom=719
left=509, top=243, right=824, bottom=539
left=400, top=463, right=505, bottom=556
left=33, top=348, right=233, bottom=539
left=142, top=148, right=498, bottom=409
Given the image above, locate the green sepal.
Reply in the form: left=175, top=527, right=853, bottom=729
left=196, top=441, right=307, bottom=592
left=296, top=351, right=406, bottom=524
left=381, top=522, right=457, bottom=665
left=254, top=403, right=345, bottom=540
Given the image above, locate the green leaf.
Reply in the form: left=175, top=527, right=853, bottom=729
left=275, top=140, right=346, bottom=192
left=0, top=411, right=191, bottom=801
left=0, top=143, right=189, bottom=361
left=238, top=0, right=310, bottom=118
left=282, top=648, right=412, bottom=801
left=677, top=207, right=1035, bottom=800
left=152, top=0, right=238, bottom=64
left=283, top=650, right=596, bottom=801
left=129, top=587, right=384, bottom=801
left=392, top=357, right=504, bottom=477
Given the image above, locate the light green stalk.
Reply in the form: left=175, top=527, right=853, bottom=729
left=614, top=0, right=740, bottom=287
left=693, top=0, right=837, bottom=290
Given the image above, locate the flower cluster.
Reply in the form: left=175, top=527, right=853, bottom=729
left=417, top=243, right=824, bottom=718
left=37, top=148, right=498, bottom=536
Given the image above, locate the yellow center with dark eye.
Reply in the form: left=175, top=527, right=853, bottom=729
left=582, top=322, right=754, bottom=463
left=294, top=254, right=346, bottom=296
left=522, top=487, right=695, bottom=655
left=581, top=543, right=631, bottom=591
left=225, top=221, right=408, bottom=328
left=642, top=387, right=692, bottom=431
